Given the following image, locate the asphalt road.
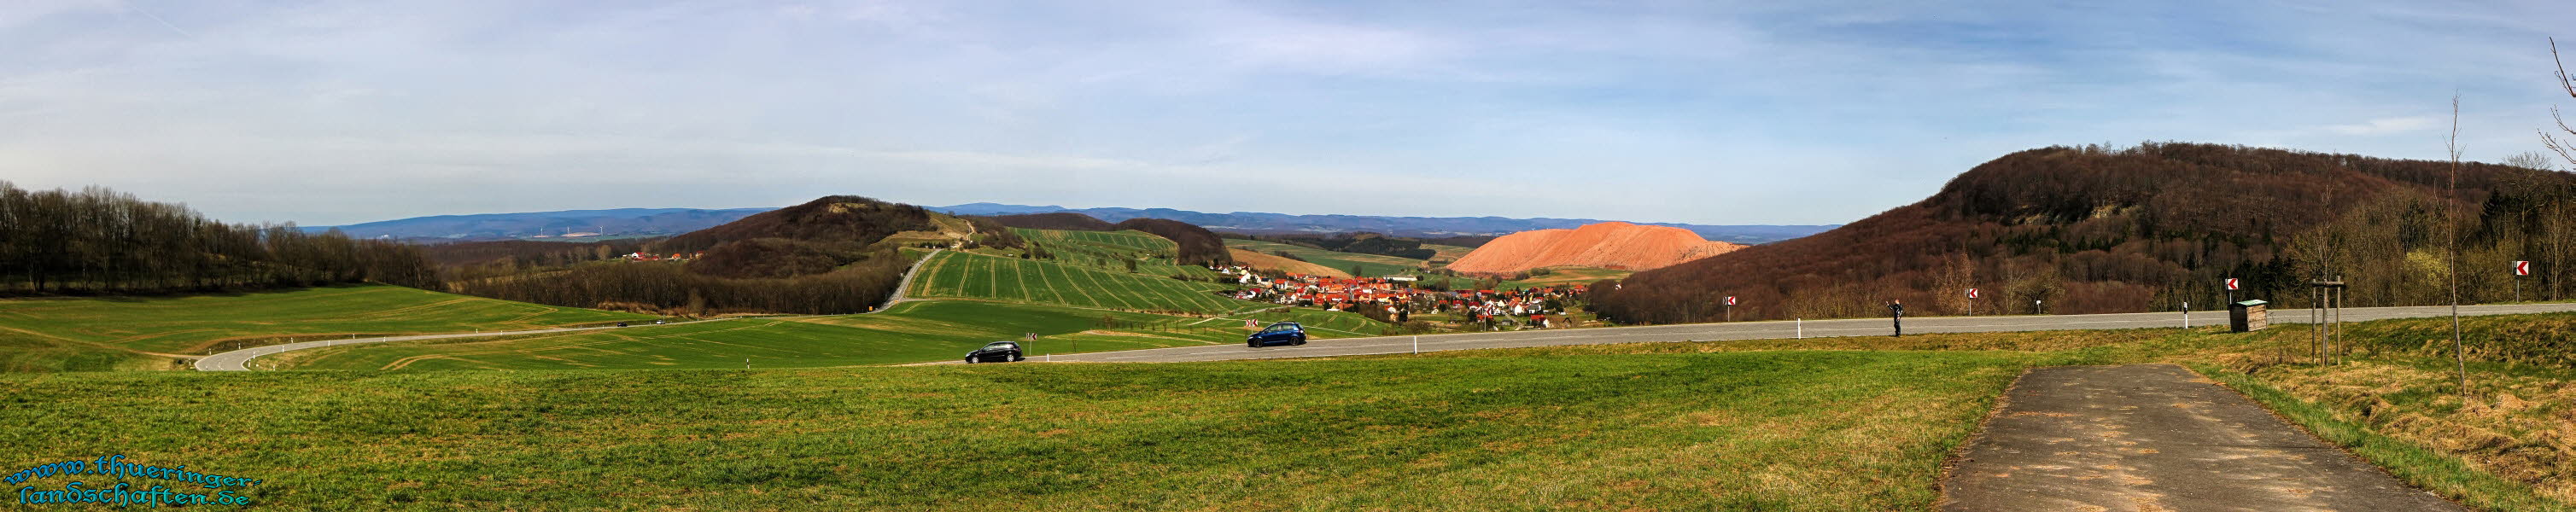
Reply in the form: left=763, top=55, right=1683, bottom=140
left=1941, top=364, right=2462, bottom=511
left=1034, top=303, right=2576, bottom=364
left=867, top=247, right=942, bottom=313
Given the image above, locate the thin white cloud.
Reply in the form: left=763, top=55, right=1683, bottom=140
left=2322, top=116, right=2441, bottom=136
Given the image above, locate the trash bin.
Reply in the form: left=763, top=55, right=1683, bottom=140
left=2229, top=300, right=2269, bottom=333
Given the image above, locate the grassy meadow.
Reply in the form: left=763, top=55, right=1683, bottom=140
left=8, top=291, right=2576, bottom=509
left=0, top=285, right=653, bottom=372
left=1006, top=229, right=1221, bottom=280
left=1, top=349, right=2032, bottom=510
left=1013, top=228, right=1177, bottom=255
left=1510, top=266, right=1633, bottom=288
left=1223, top=239, right=1429, bottom=277
left=274, top=300, right=1264, bottom=370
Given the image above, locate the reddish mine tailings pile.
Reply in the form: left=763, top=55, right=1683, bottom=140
left=1446, top=222, right=1743, bottom=275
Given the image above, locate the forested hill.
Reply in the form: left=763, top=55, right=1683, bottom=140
left=446, top=195, right=999, bottom=315
left=1590, top=143, right=2573, bottom=323
left=655, top=195, right=937, bottom=253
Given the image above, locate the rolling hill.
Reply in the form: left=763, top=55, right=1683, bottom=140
left=1591, top=143, right=2570, bottom=323
left=441, top=195, right=1005, bottom=315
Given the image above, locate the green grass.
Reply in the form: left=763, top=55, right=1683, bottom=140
left=278, top=300, right=1251, bottom=370
left=1222, top=240, right=1487, bottom=289
left=1013, top=228, right=1190, bottom=271
left=909, top=250, right=1258, bottom=315
left=1015, top=228, right=1177, bottom=254
left=1420, top=242, right=1476, bottom=264
left=0, top=350, right=2030, bottom=510
left=0, top=285, right=653, bottom=372
left=1504, top=266, right=1632, bottom=288
left=1223, top=240, right=1427, bottom=276
left=2193, top=364, right=2574, bottom=512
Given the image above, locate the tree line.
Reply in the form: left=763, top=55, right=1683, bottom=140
left=0, top=181, right=437, bottom=294
left=446, top=251, right=911, bottom=316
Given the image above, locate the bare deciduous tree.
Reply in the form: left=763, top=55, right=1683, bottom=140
left=2448, top=94, right=2467, bottom=393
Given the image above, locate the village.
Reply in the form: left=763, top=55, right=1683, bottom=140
left=1212, top=266, right=1589, bottom=330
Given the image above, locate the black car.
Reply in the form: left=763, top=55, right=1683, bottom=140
left=965, top=341, right=1025, bottom=364
left=1246, top=322, right=1306, bottom=347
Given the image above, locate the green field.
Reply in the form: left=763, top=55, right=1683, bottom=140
left=1223, top=240, right=1428, bottom=276
left=3, top=349, right=2030, bottom=510
left=1506, top=266, right=1633, bottom=288
left=1421, top=242, right=1476, bottom=264
left=910, top=250, right=1255, bottom=315
left=0, top=285, right=653, bottom=372
left=1008, top=229, right=1224, bottom=281
left=1014, top=228, right=1176, bottom=254
left=276, top=300, right=1253, bottom=370
left=1222, top=239, right=1487, bottom=289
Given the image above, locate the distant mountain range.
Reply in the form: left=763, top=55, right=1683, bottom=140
left=312, top=203, right=1837, bottom=244
left=933, top=203, right=1838, bottom=244
left=307, top=207, right=774, bottom=240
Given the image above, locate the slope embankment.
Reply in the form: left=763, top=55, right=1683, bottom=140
left=1446, top=222, right=1741, bottom=275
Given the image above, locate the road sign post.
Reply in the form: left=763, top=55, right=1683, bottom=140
left=2515, top=261, right=2532, bottom=302
left=1966, top=288, right=1980, bottom=316
left=1724, top=296, right=1736, bottom=323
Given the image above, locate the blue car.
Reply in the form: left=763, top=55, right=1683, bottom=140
left=1246, top=322, right=1307, bottom=347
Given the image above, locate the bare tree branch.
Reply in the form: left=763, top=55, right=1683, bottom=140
left=2548, top=38, right=2576, bottom=168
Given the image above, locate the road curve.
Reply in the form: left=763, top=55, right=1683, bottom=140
left=1027, top=303, right=2576, bottom=364
left=191, top=320, right=734, bottom=371
left=868, top=247, right=943, bottom=313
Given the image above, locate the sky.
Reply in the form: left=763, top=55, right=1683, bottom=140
left=4, top=1, right=2574, bottom=226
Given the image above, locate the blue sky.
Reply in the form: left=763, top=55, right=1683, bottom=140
left=3, top=1, right=2572, bottom=226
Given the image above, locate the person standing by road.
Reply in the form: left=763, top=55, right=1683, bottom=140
left=1888, top=300, right=1906, bottom=337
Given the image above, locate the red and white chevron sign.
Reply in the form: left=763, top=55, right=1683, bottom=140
left=2225, top=278, right=2240, bottom=291
left=1724, top=296, right=1737, bottom=305
left=1966, top=288, right=1979, bottom=299
left=2516, top=261, right=2532, bottom=276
